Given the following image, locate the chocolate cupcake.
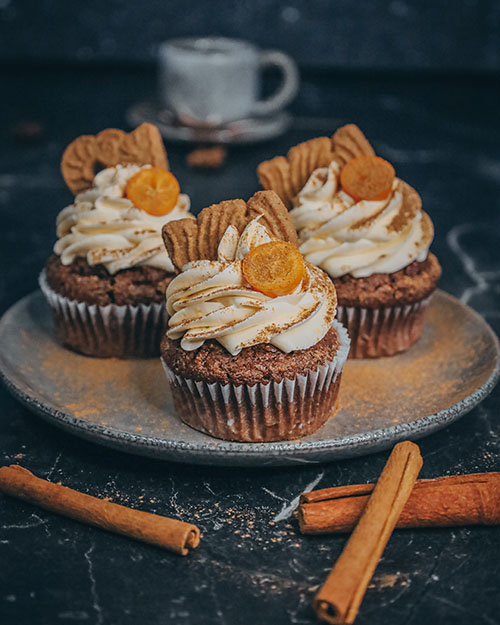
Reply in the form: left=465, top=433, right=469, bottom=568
left=40, top=123, right=193, bottom=357
left=258, top=124, right=441, bottom=357
left=160, top=191, right=350, bottom=442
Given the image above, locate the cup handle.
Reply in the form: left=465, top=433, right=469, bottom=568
left=252, top=50, right=299, bottom=117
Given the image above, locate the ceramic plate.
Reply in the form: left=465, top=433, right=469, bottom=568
left=0, top=290, right=498, bottom=466
left=126, top=100, right=291, bottom=144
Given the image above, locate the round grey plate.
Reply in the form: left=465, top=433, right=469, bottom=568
left=0, top=290, right=498, bottom=466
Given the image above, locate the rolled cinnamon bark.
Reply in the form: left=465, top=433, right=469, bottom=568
left=313, top=441, right=422, bottom=625
left=300, top=473, right=500, bottom=534
left=0, top=465, right=200, bottom=555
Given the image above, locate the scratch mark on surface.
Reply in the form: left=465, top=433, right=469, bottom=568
left=84, top=543, right=103, bottom=625
left=169, top=477, right=182, bottom=517
left=46, top=452, right=62, bottom=481
left=57, top=611, right=90, bottom=621
left=274, top=456, right=318, bottom=464
left=273, top=472, right=324, bottom=522
left=262, top=488, right=287, bottom=503
left=203, top=480, right=215, bottom=496
left=428, top=594, right=498, bottom=625
left=404, top=532, right=457, bottom=625
left=447, top=223, right=500, bottom=304
left=1, top=513, right=48, bottom=531
left=33, top=513, right=51, bottom=538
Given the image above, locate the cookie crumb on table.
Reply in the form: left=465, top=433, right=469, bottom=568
left=187, top=145, right=227, bottom=169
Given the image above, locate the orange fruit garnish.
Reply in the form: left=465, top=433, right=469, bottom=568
left=242, top=241, right=305, bottom=298
left=126, top=167, right=180, bottom=216
left=340, top=155, right=395, bottom=202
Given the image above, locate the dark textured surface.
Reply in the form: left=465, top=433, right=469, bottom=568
left=1, top=1, right=500, bottom=71
left=1, top=67, right=500, bottom=623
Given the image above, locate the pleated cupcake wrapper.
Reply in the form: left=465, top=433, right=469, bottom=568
left=39, top=270, right=167, bottom=358
left=162, top=320, right=350, bottom=442
left=336, top=297, right=430, bottom=359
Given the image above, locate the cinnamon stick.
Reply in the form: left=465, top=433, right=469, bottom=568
left=0, top=465, right=200, bottom=555
left=313, top=441, right=422, bottom=624
left=300, top=473, right=500, bottom=534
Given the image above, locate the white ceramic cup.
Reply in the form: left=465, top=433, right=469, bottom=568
left=158, top=37, right=299, bottom=125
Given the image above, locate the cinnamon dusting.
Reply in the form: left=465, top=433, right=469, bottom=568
left=339, top=298, right=487, bottom=418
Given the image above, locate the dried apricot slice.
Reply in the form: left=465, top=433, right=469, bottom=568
left=126, top=167, right=180, bottom=216
left=340, top=155, right=395, bottom=202
left=242, top=241, right=305, bottom=297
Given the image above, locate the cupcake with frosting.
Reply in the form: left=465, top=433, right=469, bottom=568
left=40, top=123, right=193, bottom=357
left=258, top=124, right=441, bottom=357
left=161, top=191, right=349, bottom=442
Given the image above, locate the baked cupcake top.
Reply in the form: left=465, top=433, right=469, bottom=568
left=162, top=191, right=337, bottom=356
left=55, top=123, right=191, bottom=275
left=258, top=124, right=434, bottom=279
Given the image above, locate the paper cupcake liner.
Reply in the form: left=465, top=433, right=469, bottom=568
left=162, top=320, right=350, bottom=442
left=39, top=270, right=167, bottom=358
left=336, top=297, right=431, bottom=359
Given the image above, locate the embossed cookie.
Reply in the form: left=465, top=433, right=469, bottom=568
left=257, top=124, right=375, bottom=208
left=61, top=123, right=168, bottom=195
left=331, top=123, right=375, bottom=167
left=162, top=190, right=298, bottom=272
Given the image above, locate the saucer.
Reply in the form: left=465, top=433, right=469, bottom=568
left=126, top=100, right=292, bottom=145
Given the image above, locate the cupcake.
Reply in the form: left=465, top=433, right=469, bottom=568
left=160, top=191, right=350, bottom=442
left=40, top=123, right=193, bottom=358
left=257, top=124, right=441, bottom=358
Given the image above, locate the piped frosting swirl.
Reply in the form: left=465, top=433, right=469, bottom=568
left=290, top=160, right=433, bottom=278
left=166, top=220, right=337, bottom=356
left=54, top=164, right=191, bottom=274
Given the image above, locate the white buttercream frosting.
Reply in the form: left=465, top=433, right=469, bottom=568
left=54, top=164, right=191, bottom=274
left=289, top=160, right=433, bottom=278
left=166, top=220, right=337, bottom=356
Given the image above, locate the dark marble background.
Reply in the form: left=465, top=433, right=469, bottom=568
left=0, top=64, right=499, bottom=625
left=1, top=2, right=500, bottom=623
left=0, top=0, right=499, bottom=71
